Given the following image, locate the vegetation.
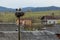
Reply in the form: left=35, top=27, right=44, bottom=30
left=0, top=10, right=60, bottom=30
left=0, top=10, right=60, bottom=22
left=0, top=12, right=16, bottom=23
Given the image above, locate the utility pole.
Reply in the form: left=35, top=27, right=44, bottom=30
left=15, top=8, right=24, bottom=40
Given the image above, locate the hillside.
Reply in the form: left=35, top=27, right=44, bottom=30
left=22, top=6, right=60, bottom=12
left=0, top=6, right=15, bottom=12
left=0, top=6, right=60, bottom=12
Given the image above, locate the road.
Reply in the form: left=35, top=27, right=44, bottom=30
left=0, top=24, right=60, bottom=40
left=0, top=31, right=59, bottom=40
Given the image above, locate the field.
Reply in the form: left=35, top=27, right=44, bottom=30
left=0, top=10, right=60, bottom=23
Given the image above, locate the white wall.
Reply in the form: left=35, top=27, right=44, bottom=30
left=47, top=20, right=57, bottom=25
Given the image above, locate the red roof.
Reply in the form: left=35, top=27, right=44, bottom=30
left=41, top=16, right=60, bottom=20
left=44, top=16, right=55, bottom=19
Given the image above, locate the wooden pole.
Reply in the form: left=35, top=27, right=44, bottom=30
left=18, top=17, right=20, bottom=40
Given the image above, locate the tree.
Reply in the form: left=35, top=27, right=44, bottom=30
left=51, top=12, right=54, bottom=17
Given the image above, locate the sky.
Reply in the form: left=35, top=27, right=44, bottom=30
left=0, top=0, right=60, bottom=8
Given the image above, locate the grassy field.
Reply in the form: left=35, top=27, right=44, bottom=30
left=0, top=10, right=60, bottom=30
left=21, top=10, right=60, bottom=20
left=0, top=10, right=60, bottom=23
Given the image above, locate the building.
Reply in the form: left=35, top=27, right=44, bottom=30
left=16, top=18, right=32, bottom=27
left=41, top=15, right=60, bottom=25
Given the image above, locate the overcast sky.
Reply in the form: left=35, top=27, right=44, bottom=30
left=0, top=0, right=60, bottom=8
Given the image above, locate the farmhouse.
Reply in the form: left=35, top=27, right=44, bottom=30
left=16, top=18, right=32, bottom=27
left=41, top=15, right=60, bottom=25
